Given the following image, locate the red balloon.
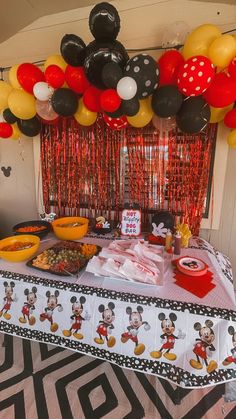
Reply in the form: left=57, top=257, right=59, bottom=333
left=224, top=108, right=236, bottom=128
left=65, top=65, right=90, bottom=94
left=45, top=65, right=65, bottom=88
left=228, top=57, right=236, bottom=79
left=83, top=86, right=102, bottom=112
left=100, top=89, right=121, bottom=112
left=204, top=72, right=236, bottom=107
left=158, top=50, right=184, bottom=86
left=177, top=56, right=215, bottom=97
left=103, top=114, right=128, bottom=130
left=17, top=63, right=45, bottom=94
left=0, top=122, right=13, bottom=138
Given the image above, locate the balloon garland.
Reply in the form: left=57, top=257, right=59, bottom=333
left=0, top=2, right=236, bottom=145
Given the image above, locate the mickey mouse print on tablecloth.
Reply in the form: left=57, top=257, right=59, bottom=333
left=94, top=302, right=116, bottom=348
left=150, top=312, right=185, bottom=361
left=223, top=326, right=236, bottom=366
left=0, top=281, right=16, bottom=320
left=63, top=295, right=91, bottom=340
left=190, top=319, right=218, bottom=374
left=121, top=306, right=151, bottom=356
left=19, top=287, right=37, bottom=326
left=40, top=290, right=63, bottom=333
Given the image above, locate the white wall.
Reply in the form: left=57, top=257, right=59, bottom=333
left=0, top=0, right=236, bottom=277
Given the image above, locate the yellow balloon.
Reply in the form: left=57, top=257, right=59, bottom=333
left=183, top=24, right=221, bottom=59
left=0, top=80, right=13, bottom=110
left=127, top=98, right=153, bottom=128
left=8, top=89, right=36, bottom=120
left=74, top=98, right=97, bottom=126
left=210, top=103, right=234, bottom=123
left=10, top=123, right=21, bottom=139
left=208, top=35, right=236, bottom=68
left=44, top=55, right=67, bottom=71
left=227, top=129, right=236, bottom=148
left=8, top=64, right=21, bottom=89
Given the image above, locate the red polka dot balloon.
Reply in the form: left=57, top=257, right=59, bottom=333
left=103, top=114, right=128, bottom=130
left=177, top=56, right=215, bottom=97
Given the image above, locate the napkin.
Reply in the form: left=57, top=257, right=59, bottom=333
left=173, top=265, right=215, bottom=298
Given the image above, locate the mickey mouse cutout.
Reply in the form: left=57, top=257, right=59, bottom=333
left=223, top=326, right=236, bottom=366
left=190, top=320, right=218, bottom=374
left=150, top=312, right=185, bottom=361
left=40, top=290, right=63, bottom=332
left=0, top=281, right=16, bottom=320
left=19, top=287, right=37, bottom=326
left=63, top=296, right=90, bottom=340
left=121, top=306, right=150, bottom=356
left=94, top=302, right=116, bottom=348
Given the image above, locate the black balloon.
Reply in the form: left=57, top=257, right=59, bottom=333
left=102, top=62, right=123, bottom=88
left=124, top=54, right=159, bottom=99
left=106, top=106, right=123, bottom=118
left=60, top=34, right=86, bottom=67
left=51, top=88, right=78, bottom=117
left=122, top=97, right=140, bottom=116
left=176, top=96, right=210, bottom=134
left=89, top=2, right=120, bottom=41
left=152, top=85, right=183, bottom=118
left=3, top=108, right=18, bottom=124
left=84, top=40, right=129, bottom=89
left=17, top=116, right=41, bottom=137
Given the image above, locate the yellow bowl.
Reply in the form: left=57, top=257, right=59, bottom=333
left=52, top=216, right=89, bottom=241
left=0, top=235, right=40, bottom=262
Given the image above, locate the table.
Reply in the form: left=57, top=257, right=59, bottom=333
left=0, top=235, right=236, bottom=389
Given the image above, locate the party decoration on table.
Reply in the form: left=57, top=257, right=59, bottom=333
left=176, top=256, right=208, bottom=276
left=93, top=216, right=111, bottom=235
left=63, top=296, right=91, bottom=339
left=175, top=222, right=192, bottom=248
left=121, top=306, right=151, bottom=356
left=148, top=210, right=174, bottom=245
left=19, top=287, right=37, bottom=325
left=222, top=326, right=236, bottom=366
left=0, top=281, right=16, bottom=320
left=173, top=231, right=181, bottom=255
left=189, top=319, right=218, bottom=374
left=1, top=166, right=11, bottom=177
left=39, top=212, right=57, bottom=222
left=150, top=312, right=185, bottom=360
left=39, top=290, right=63, bottom=333
left=94, top=302, right=116, bottom=347
left=121, top=207, right=141, bottom=236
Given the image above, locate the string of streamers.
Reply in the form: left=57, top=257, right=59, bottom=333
left=40, top=118, right=217, bottom=235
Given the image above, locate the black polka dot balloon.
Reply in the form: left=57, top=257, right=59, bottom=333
left=124, top=54, right=159, bottom=99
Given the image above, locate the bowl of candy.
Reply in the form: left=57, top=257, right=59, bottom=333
left=13, top=220, right=51, bottom=239
left=0, top=235, right=40, bottom=262
left=51, top=217, right=89, bottom=241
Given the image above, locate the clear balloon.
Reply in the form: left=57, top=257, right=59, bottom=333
left=36, top=100, right=58, bottom=121
left=117, top=77, right=137, bottom=100
left=162, top=21, right=190, bottom=49
left=152, top=114, right=176, bottom=131
left=33, top=82, right=54, bottom=101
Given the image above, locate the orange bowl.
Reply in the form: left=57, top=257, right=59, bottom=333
left=0, top=235, right=40, bottom=262
left=52, top=216, right=89, bottom=241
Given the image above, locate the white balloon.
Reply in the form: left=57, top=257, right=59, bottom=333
left=117, top=76, right=137, bottom=100
left=33, top=82, right=54, bottom=101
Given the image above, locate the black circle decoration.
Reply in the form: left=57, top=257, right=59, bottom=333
left=105, top=106, right=123, bottom=118
left=60, top=34, right=86, bottom=67
left=122, top=97, right=140, bottom=116
left=17, top=116, right=41, bottom=137
left=51, top=88, right=78, bottom=117
left=176, top=96, right=210, bottom=134
left=102, top=62, right=123, bottom=88
left=3, top=108, right=18, bottom=124
left=124, top=54, right=159, bottom=99
left=152, top=85, right=183, bottom=118
left=84, top=40, right=129, bottom=89
left=89, top=2, right=120, bottom=42
left=152, top=211, right=174, bottom=233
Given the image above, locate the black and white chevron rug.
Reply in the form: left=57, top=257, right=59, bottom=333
left=0, top=333, right=236, bottom=419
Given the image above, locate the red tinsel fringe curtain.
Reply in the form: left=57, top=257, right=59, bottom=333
left=40, top=117, right=217, bottom=235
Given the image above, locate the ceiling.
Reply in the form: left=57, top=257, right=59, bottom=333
left=0, top=0, right=235, bottom=44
